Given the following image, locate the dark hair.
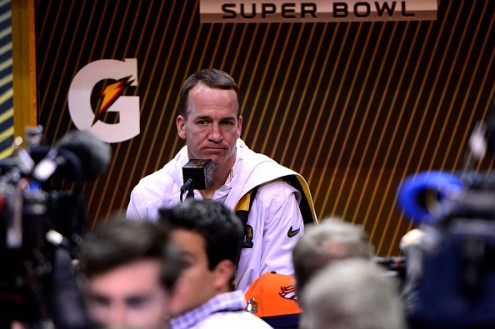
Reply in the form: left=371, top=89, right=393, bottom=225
left=158, top=199, right=244, bottom=271
left=178, top=68, right=241, bottom=118
left=78, top=216, right=182, bottom=291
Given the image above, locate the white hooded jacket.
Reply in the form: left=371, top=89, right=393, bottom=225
left=127, top=139, right=317, bottom=291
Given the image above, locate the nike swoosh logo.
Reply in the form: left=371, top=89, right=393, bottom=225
left=287, top=227, right=300, bottom=238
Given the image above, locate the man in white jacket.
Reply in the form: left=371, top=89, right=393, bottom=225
left=127, top=68, right=317, bottom=291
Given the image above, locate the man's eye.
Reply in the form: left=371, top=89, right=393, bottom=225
left=181, top=259, right=194, bottom=269
left=127, top=297, right=149, bottom=309
left=196, top=120, right=209, bottom=126
left=220, top=121, right=237, bottom=131
left=89, top=295, right=111, bottom=307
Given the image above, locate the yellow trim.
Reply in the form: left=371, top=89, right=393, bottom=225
left=0, top=126, right=14, bottom=142
left=234, top=190, right=252, bottom=212
left=0, top=107, right=13, bottom=124
left=0, top=146, right=13, bottom=158
left=0, top=27, right=12, bottom=40
left=293, top=175, right=319, bottom=225
left=12, top=0, right=37, bottom=140
left=0, top=88, right=13, bottom=104
left=0, top=41, right=13, bottom=56
left=0, top=72, right=13, bottom=88
left=0, top=57, right=12, bottom=71
left=235, top=176, right=319, bottom=225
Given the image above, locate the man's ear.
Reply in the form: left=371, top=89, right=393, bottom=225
left=213, top=260, right=235, bottom=292
left=237, top=115, right=243, bottom=137
left=176, top=115, right=186, bottom=140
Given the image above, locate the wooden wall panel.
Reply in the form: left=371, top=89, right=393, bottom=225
left=35, top=0, right=495, bottom=255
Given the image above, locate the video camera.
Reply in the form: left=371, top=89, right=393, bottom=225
left=373, top=256, right=406, bottom=282
left=396, top=98, right=495, bottom=329
left=0, top=127, right=111, bottom=329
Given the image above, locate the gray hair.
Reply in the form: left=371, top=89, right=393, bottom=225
left=292, top=217, right=375, bottom=293
left=301, top=259, right=406, bottom=329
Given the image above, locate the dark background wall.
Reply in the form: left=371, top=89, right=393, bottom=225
left=35, top=0, right=495, bottom=255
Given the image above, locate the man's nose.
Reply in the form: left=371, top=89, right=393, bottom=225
left=106, top=305, right=127, bottom=328
left=208, top=123, right=223, bottom=141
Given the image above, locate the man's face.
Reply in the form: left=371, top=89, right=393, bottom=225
left=86, top=259, right=170, bottom=329
left=169, top=229, right=220, bottom=317
left=176, top=83, right=242, bottom=171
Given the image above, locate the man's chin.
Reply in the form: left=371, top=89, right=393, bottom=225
left=203, top=149, right=227, bottom=158
left=200, top=153, right=225, bottom=164
left=193, top=150, right=235, bottom=168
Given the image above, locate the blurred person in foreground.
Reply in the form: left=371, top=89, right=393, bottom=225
left=300, top=259, right=406, bottom=329
left=78, top=217, right=182, bottom=329
left=159, top=198, right=273, bottom=329
left=292, top=217, right=375, bottom=297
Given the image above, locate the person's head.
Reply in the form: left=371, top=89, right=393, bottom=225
left=78, top=216, right=182, bottom=329
left=292, top=217, right=375, bottom=294
left=176, top=68, right=242, bottom=171
left=300, top=259, right=406, bottom=329
left=158, top=198, right=244, bottom=316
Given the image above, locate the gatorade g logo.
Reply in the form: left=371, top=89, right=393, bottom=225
left=68, top=59, right=140, bottom=143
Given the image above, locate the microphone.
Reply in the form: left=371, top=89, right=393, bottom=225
left=33, top=130, right=112, bottom=183
left=180, top=159, right=214, bottom=199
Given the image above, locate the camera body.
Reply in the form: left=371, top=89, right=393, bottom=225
left=0, top=156, right=87, bottom=327
left=0, top=128, right=110, bottom=328
left=399, top=172, right=495, bottom=329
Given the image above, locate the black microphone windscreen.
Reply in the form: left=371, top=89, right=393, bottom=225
left=182, top=159, right=214, bottom=190
left=56, top=130, right=112, bottom=181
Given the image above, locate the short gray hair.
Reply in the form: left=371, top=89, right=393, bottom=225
left=301, top=259, right=405, bottom=329
left=292, top=217, right=375, bottom=293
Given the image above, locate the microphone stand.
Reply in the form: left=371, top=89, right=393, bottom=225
left=180, top=178, right=194, bottom=202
